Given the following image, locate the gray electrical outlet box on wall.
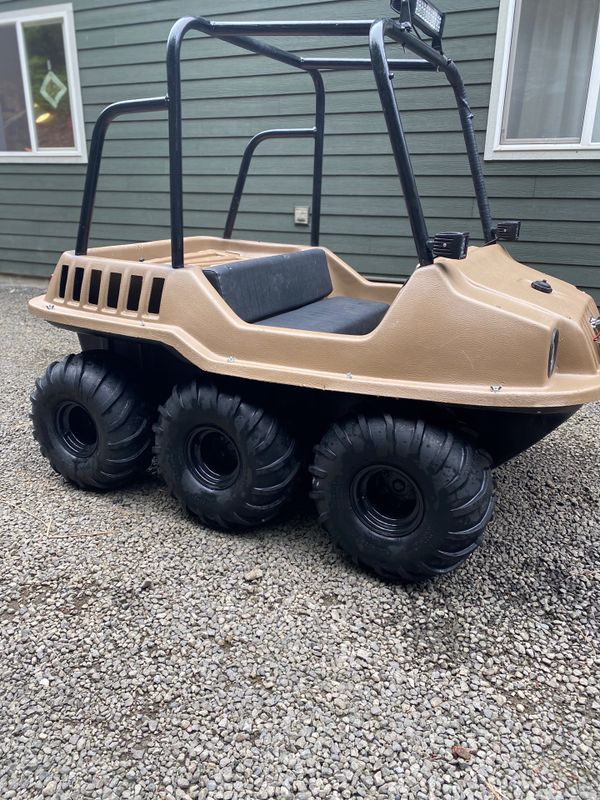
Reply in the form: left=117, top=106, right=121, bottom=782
left=294, top=207, right=310, bottom=225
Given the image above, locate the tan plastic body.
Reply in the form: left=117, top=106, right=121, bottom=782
left=28, top=236, right=600, bottom=409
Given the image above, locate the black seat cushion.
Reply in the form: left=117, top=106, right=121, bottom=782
left=257, top=296, right=389, bottom=335
left=204, top=249, right=332, bottom=323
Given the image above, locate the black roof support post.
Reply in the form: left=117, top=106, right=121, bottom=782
left=446, top=61, right=495, bottom=243
left=166, top=17, right=194, bottom=269
left=309, top=70, right=325, bottom=248
left=223, top=128, right=317, bottom=240
left=75, top=97, right=168, bottom=257
left=385, top=20, right=495, bottom=244
left=223, top=71, right=325, bottom=245
left=369, top=20, right=433, bottom=267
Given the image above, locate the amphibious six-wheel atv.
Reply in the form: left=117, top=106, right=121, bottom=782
left=29, top=1, right=600, bottom=582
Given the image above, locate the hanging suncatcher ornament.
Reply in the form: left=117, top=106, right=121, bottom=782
left=40, top=60, right=68, bottom=109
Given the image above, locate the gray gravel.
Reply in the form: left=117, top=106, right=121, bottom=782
left=0, top=284, right=599, bottom=800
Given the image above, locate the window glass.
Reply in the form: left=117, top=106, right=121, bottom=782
left=593, top=86, right=600, bottom=143
left=24, top=20, right=74, bottom=148
left=0, top=24, right=31, bottom=152
left=503, top=0, right=600, bottom=142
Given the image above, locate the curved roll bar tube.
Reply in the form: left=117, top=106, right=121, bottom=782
left=75, top=97, right=168, bottom=256
left=75, top=14, right=494, bottom=270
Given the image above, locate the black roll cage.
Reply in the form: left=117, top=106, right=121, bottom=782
left=75, top=14, right=495, bottom=270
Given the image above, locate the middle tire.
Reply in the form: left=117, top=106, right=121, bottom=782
left=154, top=381, right=300, bottom=530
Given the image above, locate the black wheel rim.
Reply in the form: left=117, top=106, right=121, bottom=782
left=351, top=464, right=424, bottom=537
left=186, top=426, right=241, bottom=490
left=56, top=402, right=98, bottom=457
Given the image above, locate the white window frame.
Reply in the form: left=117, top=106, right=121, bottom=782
left=0, top=3, right=86, bottom=163
left=485, top=0, right=600, bottom=160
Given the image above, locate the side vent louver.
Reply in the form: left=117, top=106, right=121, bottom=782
left=53, top=265, right=164, bottom=315
left=88, top=270, right=102, bottom=305
left=58, top=265, right=69, bottom=298
left=126, top=275, right=143, bottom=311
left=148, top=277, right=164, bottom=315
left=72, top=267, right=84, bottom=302
left=107, top=273, right=122, bottom=308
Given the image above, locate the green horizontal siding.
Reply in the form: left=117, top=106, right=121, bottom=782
left=0, top=0, right=599, bottom=302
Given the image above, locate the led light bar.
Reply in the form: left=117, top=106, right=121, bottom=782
left=390, top=0, right=446, bottom=40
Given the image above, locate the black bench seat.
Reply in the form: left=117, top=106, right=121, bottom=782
left=258, top=295, right=388, bottom=335
left=203, top=248, right=388, bottom=336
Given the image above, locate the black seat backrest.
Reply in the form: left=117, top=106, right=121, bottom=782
left=203, top=248, right=332, bottom=323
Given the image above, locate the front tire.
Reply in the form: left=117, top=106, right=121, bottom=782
left=154, top=381, right=300, bottom=530
left=31, top=352, right=153, bottom=490
left=310, top=414, right=494, bottom=582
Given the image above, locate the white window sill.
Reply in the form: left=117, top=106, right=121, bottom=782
left=485, top=145, right=600, bottom=161
left=0, top=151, right=87, bottom=164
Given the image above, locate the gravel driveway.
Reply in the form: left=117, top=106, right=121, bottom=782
left=0, top=285, right=598, bottom=800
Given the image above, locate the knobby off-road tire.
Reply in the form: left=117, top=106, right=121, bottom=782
left=310, top=414, right=494, bottom=582
left=31, top=352, right=153, bottom=490
left=154, top=381, right=300, bottom=530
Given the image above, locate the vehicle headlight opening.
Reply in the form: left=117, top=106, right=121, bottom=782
left=548, top=329, right=559, bottom=377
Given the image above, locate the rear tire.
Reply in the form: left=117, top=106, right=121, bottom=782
left=31, top=352, right=153, bottom=490
left=154, top=381, right=300, bottom=530
left=310, top=414, right=494, bottom=582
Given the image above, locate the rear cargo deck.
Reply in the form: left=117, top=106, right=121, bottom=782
left=147, top=247, right=247, bottom=269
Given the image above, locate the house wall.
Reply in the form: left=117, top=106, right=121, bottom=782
left=0, top=0, right=599, bottom=301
